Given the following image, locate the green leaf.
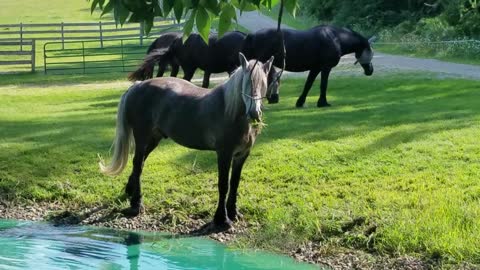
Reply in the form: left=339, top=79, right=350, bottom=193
left=232, top=0, right=257, bottom=12
left=115, top=0, right=130, bottom=25
left=91, top=0, right=99, bottom=14
left=201, top=0, right=220, bottom=15
left=163, top=0, right=174, bottom=16
left=99, top=0, right=105, bottom=9
left=196, top=6, right=211, bottom=43
left=153, top=0, right=163, bottom=16
left=285, top=0, right=297, bottom=17
left=183, top=10, right=196, bottom=42
left=173, top=0, right=184, bottom=23
left=144, top=15, right=154, bottom=35
left=218, top=4, right=235, bottom=37
left=261, top=0, right=279, bottom=9
left=101, top=1, right=114, bottom=17
left=128, top=13, right=142, bottom=23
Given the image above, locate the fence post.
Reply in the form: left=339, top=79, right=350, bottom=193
left=82, top=41, right=86, bottom=74
left=139, top=22, right=144, bottom=45
left=99, top=21, right=103, bottom=48
left=44, top=42, right=47, bottom=74
left=20, top=23, right=23, bottom=51
left=121, top=39, right=125, bottom=72
left=31, top=39, right=36, bottom=73
left=61, top=22, right=65, bottom=49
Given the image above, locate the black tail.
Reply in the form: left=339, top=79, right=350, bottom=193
left=128, top=48, right=172, bottom=81
left=146, top=38, right=158, bottom=54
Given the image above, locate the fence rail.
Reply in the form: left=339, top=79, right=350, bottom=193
left=43, top=38, right=157, bottom=75
left=0, top=18, right=182, bottom=49
left=0, top=40, right=35, bottom=72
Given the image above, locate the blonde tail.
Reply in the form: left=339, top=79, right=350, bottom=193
left=99, top=90, right=134, bottom=176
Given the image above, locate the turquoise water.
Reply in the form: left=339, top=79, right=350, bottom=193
left=0, top=220, right=320, bottom=270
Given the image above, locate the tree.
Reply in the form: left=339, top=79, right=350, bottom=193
left=88, top=0, right=298, bottom=42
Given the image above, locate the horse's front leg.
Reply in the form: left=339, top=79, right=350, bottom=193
left=202, top=71, right=211, bottom=88
left=296, top=69, right=320, bottom=107
left=226, top=151, right=250, bottom=221
left=317, top=69, right=331, bottom=107
left=183, top=67, right=197, bottom=82
left=213, top=150, right=233, bottom=228
left=156, top=62, right=167, bottom=77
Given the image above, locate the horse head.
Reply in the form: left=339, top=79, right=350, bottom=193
left=266, top=67, right=281, bottom=104
left=354, top=35, right=376, bottom=76
left=238, top=53, right=274, bottom=121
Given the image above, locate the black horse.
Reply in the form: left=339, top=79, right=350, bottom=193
left=242, top=25, right=375, bottom=107
left=130, top=31, right=281, bottom=103
left=101, top=54, right=274, bottom=229
left=131, top=31, right=247, bottom=88
left=145, top=32, right=182, bottom=78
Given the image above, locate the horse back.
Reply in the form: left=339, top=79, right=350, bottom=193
left=177, top=32, right=246, bottom=73
left=243, top=27, right=342, bottom=71
left=126, top=78, right=222, bottom=150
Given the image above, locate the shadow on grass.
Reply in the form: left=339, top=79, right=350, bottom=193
left=174, top=76, right=480, bottom=170
left=0, top=75, right=479, bottom=201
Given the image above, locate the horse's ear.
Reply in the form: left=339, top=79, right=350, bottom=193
left=239, top=53, right=248, bottom=70
left=263, top=56, right=274, bottom=74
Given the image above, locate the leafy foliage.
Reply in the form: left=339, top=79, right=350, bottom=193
left=299, top=0, right=480, bottom=38
left=89, top=0, right=298, bottom=42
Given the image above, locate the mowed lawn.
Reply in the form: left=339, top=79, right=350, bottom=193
left=0, top=0, right=107, bottom=23
left=0, top=73, right=480, bottom=264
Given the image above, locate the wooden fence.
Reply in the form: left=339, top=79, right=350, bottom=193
left=0, top=18, right=181, bottom=48
left=0, top=18, right=181, bottom=73
left=0, top=40, right=36, bottom=72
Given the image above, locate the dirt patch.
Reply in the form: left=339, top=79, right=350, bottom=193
left=0, top=201, right=476, bottom=270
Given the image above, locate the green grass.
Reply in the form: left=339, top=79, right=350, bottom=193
left=0, top=0, right=107, bottom=23
left=1, top=72, right=480, bottom=266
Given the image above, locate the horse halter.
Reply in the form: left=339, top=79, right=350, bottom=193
left=242, top=60, right=266, bottom=117
left=354, top=50, right=374, bottom=65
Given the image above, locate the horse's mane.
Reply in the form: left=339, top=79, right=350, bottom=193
left=223, top=60, right=266, bottom=121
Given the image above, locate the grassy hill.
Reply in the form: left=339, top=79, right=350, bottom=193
left=0, top=0, right=108, bottom=24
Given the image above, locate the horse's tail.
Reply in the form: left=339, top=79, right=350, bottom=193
left=99, top=88, right=134, bottom=176
left=128, top=48, right=171, bottom=81
left=146, top=38, right=158, bottom=54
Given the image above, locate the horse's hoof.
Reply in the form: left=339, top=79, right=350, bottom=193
left=317, top=102, right=331, bottom=108
left=191, top=221, right=234, bottom=235
left=213, top=217, right=234, bottom=230
left=295, top=100, right=305, bottom=108
left=122, top=204, right=144, bottom=217
left=227, top=210, right=243, bottom=222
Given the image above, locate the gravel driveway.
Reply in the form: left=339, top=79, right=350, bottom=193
left=237, top=11, right=480, bottom=80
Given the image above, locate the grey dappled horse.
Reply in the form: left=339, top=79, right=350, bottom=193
left=100, top=53, right=274, bottom=230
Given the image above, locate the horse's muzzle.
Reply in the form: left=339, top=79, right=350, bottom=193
left=362, top=63, right=374, bottom=76
left=268, top=93, right=279, bottom=104
left=249, top=110, right=262, bottom=121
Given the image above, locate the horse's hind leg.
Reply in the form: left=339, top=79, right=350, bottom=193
left=226, top=151, right=250, bottom=221
left=124, top=129, right=154, bottom=216
left=125, top=135, right=161, bottom=197
left=296, top=69, right=320, bottom=107
left=170, top=63, right=179, bottom=77
left=202, top=72, right=211, bottom=88
left=317, top=69, right=331, bottom=107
